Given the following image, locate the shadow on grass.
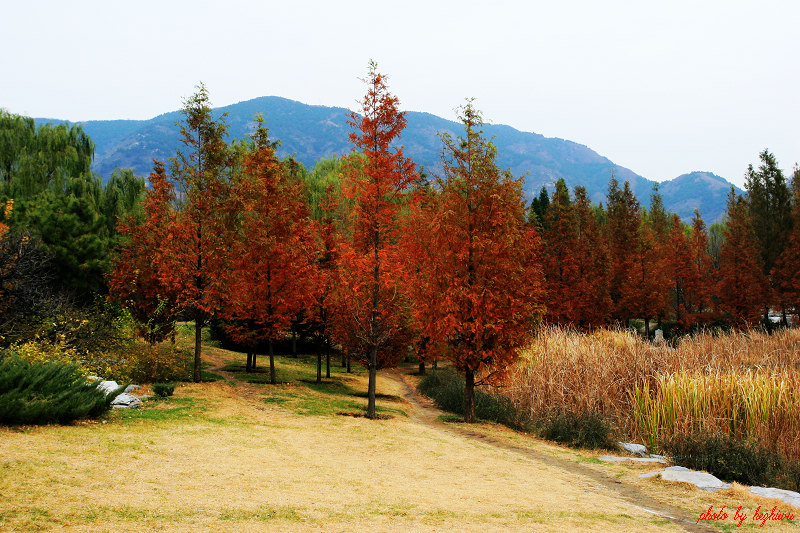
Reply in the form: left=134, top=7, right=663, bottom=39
left=220, top=352, right=407, bottom=418
left=350, top=391, right=404, bottom=402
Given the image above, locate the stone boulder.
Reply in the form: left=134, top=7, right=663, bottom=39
left=110, top=393, right=142, bottom=409
left=749, top=486, right=800, bottom=508
left=658, top=466, right=731, bottom=492
left=619, top=442, right=648, bottom=457
left=96, top=380, right=121, bottom=395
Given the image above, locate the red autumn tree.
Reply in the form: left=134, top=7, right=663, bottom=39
left=717, top=190, right=769, bottom=327
left=571, top=186, right=612, bottom=327
left=666, top=214, right=693, bottom=327
left=630, top=214, right=669, bottom=337
left=541, top=179, right=581, bottom=325
left=162, top=84, right=234, bottom=382
left=410, top=102, right=546, bottom=423
left=606, top=176, right=642, bottom=325
left=110, top=161, right=182, bottom=344
left=223, top=116, right=319, bottom=385
left=540, top=180, right=612, bottom=328
left=772, top=173, right=800, bottom=324
left=686, top=211, right=715, bottom=325
left=606, top=179, right=670, bottom=335
left=642, top=189, right=672, bottom=329
left=308, top=185, right=338, bottom=383
left=333, top=62, right=417, bottom=419
left=400, top=180, right=443, bottom=375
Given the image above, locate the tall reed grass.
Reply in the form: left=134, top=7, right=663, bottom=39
left=505, top=326, right=800, bottom=461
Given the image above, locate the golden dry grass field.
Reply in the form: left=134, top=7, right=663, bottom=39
left=1, top=334, right=798, bottom=532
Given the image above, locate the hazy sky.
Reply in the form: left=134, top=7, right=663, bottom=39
left=4, top=0, right=799, bottom=187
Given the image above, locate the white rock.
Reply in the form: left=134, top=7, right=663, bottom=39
left=599, top=455, right=667, bottom=463
left=124, top=384, right=140, bottom=393
left=619, top=442, right=648, bottom=457
left=110, top=393, right=141, bottom=409
left=96, top=380, right=120, bottom=395
left=660, top=466, right=730, bottom=492
left=749, top=486, right=800, bottom=508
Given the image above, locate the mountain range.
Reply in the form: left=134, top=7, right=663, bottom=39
left=36, top=96, right=743, bottom=222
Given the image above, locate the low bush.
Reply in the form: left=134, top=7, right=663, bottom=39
left=111, top=342, right=192, bottom=383
left=663, top=432, right=800, bottom=492
left=152, top=382, right=176, bottom=397
left=13, top=338, right=191, bottom=384
left=536, top=410, right=617, bottom=450
left=417, top=368, right=529, bottom=430
left=0, top=353, right=123, bottom=425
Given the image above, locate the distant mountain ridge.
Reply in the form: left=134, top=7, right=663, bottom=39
left=36, top=96, right=743, bottom=222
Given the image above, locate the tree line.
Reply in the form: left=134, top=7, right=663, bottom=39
left=1, top=64, right=798, bottom=422
left=532, top=149, right=799, bottom=334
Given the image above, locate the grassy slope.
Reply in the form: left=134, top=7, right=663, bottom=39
left=0, top=332, right=796, bottom=532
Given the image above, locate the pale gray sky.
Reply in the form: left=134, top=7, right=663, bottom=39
left=3, top=0, right=799, bottom=187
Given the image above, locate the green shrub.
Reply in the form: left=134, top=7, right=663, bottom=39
left=417, top=368, right=529, bottom=430
left=152, top=382, right=176, bottom=397
left=663, top=432, right=800, bottom=492
left=536, top=410, right=617, bottom=450
left=0, top=353, right=123, bottom=425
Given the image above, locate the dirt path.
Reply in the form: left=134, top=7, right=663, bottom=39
left=385, top=368, right=716, bottom=533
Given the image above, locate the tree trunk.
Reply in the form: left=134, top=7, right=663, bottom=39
left=291, top=328, right=297, bottom=357
left=252, top=352, right=257, bottom=369
left=325, top=340, right=331, bottom=379
left=246, top=352, right=253, bottom=373
left=269, top=339, right=276, bottom=385
left=316, top=343, right=322, bottom=384
left=418, top=360, right=426, bottom=375
left=193, top=317, right=203, bottom=383
left=464, top=368, right=475, bottom=423
left=341, top=351, right=347, bottom=368
left=644, top=317, right=651, bottom=339
left=346, top=353, right=351, bottom=373
left=366, top=345, right=377, bottom=419
left=432, top=359, right=438, bottom=371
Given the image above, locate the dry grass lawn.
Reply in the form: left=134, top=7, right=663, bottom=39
left=1, top=337, right=797, bottom=532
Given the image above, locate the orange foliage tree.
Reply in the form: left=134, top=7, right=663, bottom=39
left=110, top=162, right=182, bottom=344
left=541, top=179, right=581, bottom=325
left=333, top=62, right=417, bottom=419
left=632, top=211, right=670, bottom=336
left=571, top=186, right=612, bottom=327
left=666, top=214, right=693, bottom=326
left=606, top=176, right=642, bottom=325
left=309, top=189, right=338, bottom=382
left=717, top=190, right=768, bottom=326
left=163, top=85, right=234, bottom=382
left=540, top=180, right=612, bottom=328
left=686, top=211, right=715, bottom=324
left=222, top=117, right=319, bottom=384
left=400, top=181, right=442, bottom=375
left=407, top=103, right=546, bottom=423
left=772, top=174, right=800, bottom=323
